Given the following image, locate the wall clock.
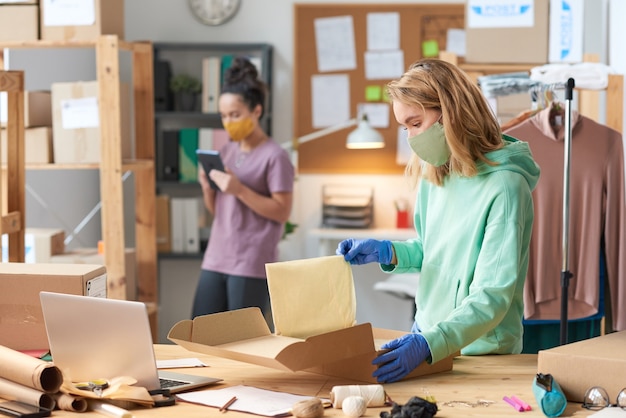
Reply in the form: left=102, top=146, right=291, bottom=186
left=188, top=0, right=241, bottom=26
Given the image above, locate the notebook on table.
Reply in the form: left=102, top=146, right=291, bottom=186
left=39, top=291, right=222, bottom=394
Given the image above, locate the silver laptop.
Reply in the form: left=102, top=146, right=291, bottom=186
left=39, top=291, right=221, bottom=393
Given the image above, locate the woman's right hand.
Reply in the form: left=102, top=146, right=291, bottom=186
left=336, top=238, right=393, bottom=265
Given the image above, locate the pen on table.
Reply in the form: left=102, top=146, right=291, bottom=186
left=89, top=400, right=133, bottom=418
left=511, top=395, right=532, bottom=411
left=503, top=396, right=524, bottom=412
left=219, top=396, right=237, bottom=412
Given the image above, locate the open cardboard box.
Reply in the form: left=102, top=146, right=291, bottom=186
left=168, top=307, right=454, bottom=383
left=537, top=331, right=626, bottom=402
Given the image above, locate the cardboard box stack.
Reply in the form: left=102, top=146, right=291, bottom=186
left=51, top=81, right=131, bottom=163
left=1, top=228, right=65, bottom=263
left=0, top=1, right=38, bottom=42
left=1, top=91, right=53, bottom=164
left=40, top=0, right=124, bottom=41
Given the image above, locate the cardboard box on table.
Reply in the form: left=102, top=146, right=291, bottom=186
left=0, top=263, right=107, bottom=351
left=50, top=247, right=137, bottom=301
left=168, top=307, right=453, bottom=383
left=537, top=331, right=626, bottom=403
left=169, top=255, right=454, bottom=383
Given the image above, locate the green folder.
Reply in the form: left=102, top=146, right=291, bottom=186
left=178, top=128, right=199, bottom=183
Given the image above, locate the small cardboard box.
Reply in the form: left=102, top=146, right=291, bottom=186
left=0, top=263, right=107, bottom=350
left=50, top=247, right=137, bottom=301
left=40, top=0, right=124, bottom=41
left=1, top=127, right=53, bottom=164
left=0, top=4, right=38, bottom=42
left=465, top=0, right=549, bottom=64
left=51, top=81, right=131, bottom=164
left=168, top=307, right=454, bottom=383
left=1, top=228, right=64, bottom=263
left=537, top=331, right=626, bottom=402
left=1, top=91, right=53, bottom=128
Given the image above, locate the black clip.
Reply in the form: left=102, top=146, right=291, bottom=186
left=536, top=373, right=553, bottom=392
left=148, top=388, right=176, bottom=407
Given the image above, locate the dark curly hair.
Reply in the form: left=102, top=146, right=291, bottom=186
left=221, top=56, right=267, bottom=117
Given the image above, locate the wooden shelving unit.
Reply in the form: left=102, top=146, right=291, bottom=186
left=0, top=70, right=25, bottom=263
left=0, top=37, right=158, bottom=337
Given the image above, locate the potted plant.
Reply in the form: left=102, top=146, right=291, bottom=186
left=169, top=73, right=202, bottom=111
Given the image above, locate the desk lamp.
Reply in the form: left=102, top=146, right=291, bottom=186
left=287, top=113, right=385, bottom=151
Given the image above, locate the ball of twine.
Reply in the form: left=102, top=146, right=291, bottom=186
left=292, top=398, right=324, bottom=418
left=342, top=395, right=367, bottom=418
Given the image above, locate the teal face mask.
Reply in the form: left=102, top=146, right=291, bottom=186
left=407, top=122, right=450, bottom=167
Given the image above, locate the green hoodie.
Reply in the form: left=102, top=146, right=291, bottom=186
left=385, top=135, right=540, bottom=363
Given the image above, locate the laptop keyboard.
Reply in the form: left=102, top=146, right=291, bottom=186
left=159, top=377, right=189, bottom=389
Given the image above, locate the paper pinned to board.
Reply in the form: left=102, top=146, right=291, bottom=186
left=265, top=255, right=356, bottom=339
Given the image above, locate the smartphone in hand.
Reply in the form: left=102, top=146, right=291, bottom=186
left=196, top=149, right=225, bottom=190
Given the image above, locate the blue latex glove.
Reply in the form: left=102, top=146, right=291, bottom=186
left=336, top=239, right=393, bottom=265
left=372, top=333, right=431, bottom=383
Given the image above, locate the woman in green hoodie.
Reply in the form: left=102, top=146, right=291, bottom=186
left=337, top=58, right=541, bottom=383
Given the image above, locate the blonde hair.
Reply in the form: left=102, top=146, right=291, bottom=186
left=387, top=58, right=503, bottom=187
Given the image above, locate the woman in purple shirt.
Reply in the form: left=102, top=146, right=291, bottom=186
left=192, top=57, right=295, bottom=325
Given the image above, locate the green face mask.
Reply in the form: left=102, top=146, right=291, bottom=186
left=407, top=122, right=450, bottom=167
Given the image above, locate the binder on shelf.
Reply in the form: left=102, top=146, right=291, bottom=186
left=158, top=130, right=179, bottom=181
left=183, top=197, right=201, bottom=253
left=198, top=127, right=214, bottom=151
left=220, top=54, right=234, bottom=87
left=154, top=60, right=173, bottom=111
left=170, top=197, right=186, bottom=253
left=201, top=56, right=221, bottom=113
left=178, top=128, right=199, bottom=183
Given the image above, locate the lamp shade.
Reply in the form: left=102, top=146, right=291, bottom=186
left=346, top=115, right=385, bottom=149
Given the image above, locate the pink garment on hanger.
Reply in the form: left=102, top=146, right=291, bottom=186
left=505, top=105, right=626, bottom=331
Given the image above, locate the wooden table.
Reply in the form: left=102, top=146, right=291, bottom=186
left=48, top=344, right=593, bottom=417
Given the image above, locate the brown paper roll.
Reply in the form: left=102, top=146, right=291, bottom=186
left=0, top=377, right=56, bottom=410
left=53, top=392, right=88, bottom=412
left=0, top=345, right=63, bottom=393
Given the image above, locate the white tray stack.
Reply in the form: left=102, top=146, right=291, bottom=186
left=322, top=185, right=373, bottom=228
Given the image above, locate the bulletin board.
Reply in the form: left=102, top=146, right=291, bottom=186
left=294, top=3, right=465, bottom=174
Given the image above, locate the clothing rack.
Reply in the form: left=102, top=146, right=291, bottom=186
left=560, top=78, right=575, bottom=345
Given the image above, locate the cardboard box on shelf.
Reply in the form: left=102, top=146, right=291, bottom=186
left=0, top=4, right=38, bottom=42
left=1, top=228, right=65, bottom=263
left=1, top=91, right=53, bottom=128
left=465, top=0, right=549, bottom=64
left=168, top=307, right=454, bottom=383
left=40, top=0, right=124, bottom=41
left=0, top=263, right=107, bottom=350
left=1, top=127, right=53, bottom=164
left=50, top=247, right=137, bottom=301
left=51, top=81, right=131, bottom=164
left=537, top=331, right=626, bottom=403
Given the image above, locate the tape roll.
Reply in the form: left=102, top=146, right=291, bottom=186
left=330, top=384, right=386, bottom=408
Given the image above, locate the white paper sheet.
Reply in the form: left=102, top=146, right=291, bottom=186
left=367, top=12, right=400, bottom=51
left=311, top=74, right=350, bottom=128
left=61, top=97, right=99, bottom=130
left=364, top=50, right=404, bottom=80
left=156, top=358, right=207, bottom=369
left=176, top=385, right=322, bottom=417
left=446, top=28, right=466, bottom=57
left=360, top=103, right=390, bottom=128
left=42, top=0, right=96, bottom=27
left=314, top=15, right=357, bottom=72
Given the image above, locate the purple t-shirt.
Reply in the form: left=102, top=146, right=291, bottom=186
left=201, top=139, right=295, bottom=278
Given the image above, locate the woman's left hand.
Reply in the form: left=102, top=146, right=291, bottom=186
left=371, top=333, right=431, bottom=383
left=209, top=168, right=243, bottom=195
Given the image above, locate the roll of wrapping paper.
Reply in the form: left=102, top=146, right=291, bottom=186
left=53, top=392, right=88, bottom=412
left=330, top=385, right=387, bottom=408
left=0, top=376, right=56, bottom=410
left=0, top=345, right=63, bottom=393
